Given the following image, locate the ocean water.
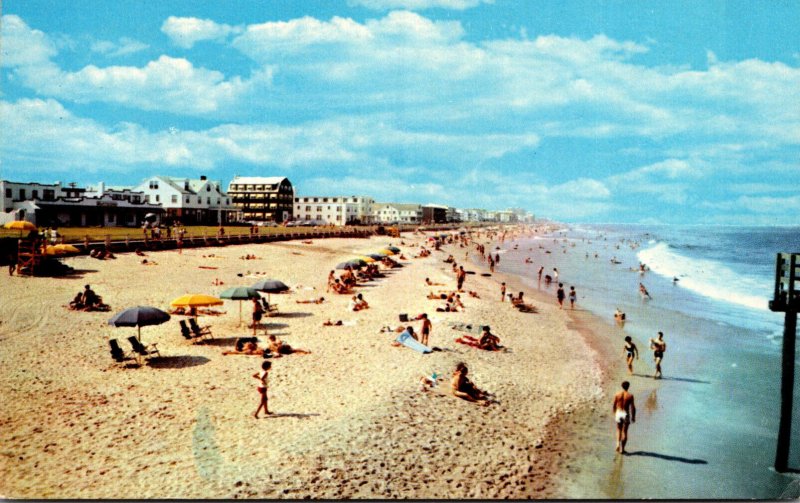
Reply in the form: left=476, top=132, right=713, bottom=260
left=495, top=224, right=800, bottom=499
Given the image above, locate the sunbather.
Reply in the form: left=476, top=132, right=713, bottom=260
left=267, top=335, right=311, bottom=356
left=296, top=297, right=325, bottom=304
left=478, top=326, right=502, bottom=351
left=222, top=341, right=269, bottom=356
left=451, top=362, right=492, bottom=405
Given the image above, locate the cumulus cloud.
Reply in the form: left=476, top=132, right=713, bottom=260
left=161, top=16, right=243, bottom=48
left=15, top=55, right=251, bottom=115
left=349, top=0, right=492, bottom=10
left=1, top=14, right=57, bottom=67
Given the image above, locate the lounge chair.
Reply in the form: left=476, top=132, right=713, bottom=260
left=109, top=339, right=134, bottom=364
left=128, top=336, right=160, bottom=359
left=189, top=318, right=213, bottom=339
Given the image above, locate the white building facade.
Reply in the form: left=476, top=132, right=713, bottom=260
left=133, top=175, right=237, bottom=225
left=293, top=196, right=375, bottom=225
left=373, top=203, right=422, bottom=224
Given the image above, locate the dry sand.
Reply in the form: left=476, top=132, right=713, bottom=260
left=0, top=230, right=605, bottom=499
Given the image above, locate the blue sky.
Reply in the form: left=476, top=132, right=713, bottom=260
left=2, top=0, right=798, bottom=224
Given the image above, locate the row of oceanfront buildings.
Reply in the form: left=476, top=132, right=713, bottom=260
left=0, top=176, right=534, bottom=228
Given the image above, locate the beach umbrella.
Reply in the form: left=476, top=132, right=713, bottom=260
left=348, top=258, right=368, bottom=267
left=378, top=249, right=395, bottom=256
left=386, top=246, right=401, bottom=253
left=251, top=279, right=289, bottom=301
left=335, top=261, right=360, bottom=270
left=44, top=244, right=80, bottom=256
left=3, top=220, right=37, bottom=237
left=367, top=254, right=385, bottom=261
left=220, top=286, right=260, bottom=325
left=108, top=306, right=171, bottom=342
left=170, top=294, right=224, bottom=308
left=357, top=255, right=377, bottom=263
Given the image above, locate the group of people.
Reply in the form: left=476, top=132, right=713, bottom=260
left=68, top=284, right=109, bottom=311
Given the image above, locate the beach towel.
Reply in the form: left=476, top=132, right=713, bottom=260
left=395, top=331, right=432, bottom=354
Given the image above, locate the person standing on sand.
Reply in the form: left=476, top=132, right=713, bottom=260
left=556, top=283, right=565, bottom=309
left=456, top=265, right=466, bottom=292
left=500, top=282, right=506, bottom=302
left=253, top=360, right=271, bottom=418
left=251, top=297, right=264, bottom=336
left=622, top=336, right=639, bottom=374
left=649, top=332, right=667, bottom=379
left=613, top=381, right=636, bottom=453
left=538, top=266, right=544, bottom=282
left=420, top=313, right=432, bottom=346
left=569, top=286, right=577, bottom=309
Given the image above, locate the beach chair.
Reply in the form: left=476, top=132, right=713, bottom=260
left=189, top=318, right=213, bottom=339
left=128, top=336, right=160, bottom=359
left=109, top=339, right=134, bottom=364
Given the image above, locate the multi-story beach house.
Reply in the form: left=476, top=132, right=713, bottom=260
left=373, top=203, right=423, bottom=225
left=133, top=175, right=237, bottom=225
left=293, top=195, right=375, bottom=225
left=459, top=208, right=487, bottom=222
left=227, top=176, right=294, bottom=223
left=0, top=179, right=162, bottom=227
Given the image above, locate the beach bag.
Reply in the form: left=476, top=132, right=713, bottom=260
left=399, top=313, right=409, bottom=322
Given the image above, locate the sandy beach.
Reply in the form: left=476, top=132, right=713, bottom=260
left=0, top=229, right=606, bottom=499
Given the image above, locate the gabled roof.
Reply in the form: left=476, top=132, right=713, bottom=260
left=375, top=203, right=421, bottom=212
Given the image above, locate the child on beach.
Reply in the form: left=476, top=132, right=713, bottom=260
left=569, top=286, right=577, bottom=309
left=253, top=361, right=271, bottom=418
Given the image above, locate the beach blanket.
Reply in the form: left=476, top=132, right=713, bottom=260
left=395, top=331, right=432, bottom=354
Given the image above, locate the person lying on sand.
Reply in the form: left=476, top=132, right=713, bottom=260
left=425, top=277, right=445, bottom=286
left=468, top=291, right=480, bottom=298
left=223, top=340, right=270, bottom=356
left=141, top=259, right=158, bottom=265
left=267, top=335, right=311, bottom=357
left=323, top=319, right=344, bottom=326
left=451, top=362, right=492, bottom=405
left=427, top=291, right=448, bottom=300
left=296, top=297, right=325, bottom=304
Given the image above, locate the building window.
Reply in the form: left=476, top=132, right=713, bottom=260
left=31, top=190, right=38, bottom=199
left=316, top=206, right=322, bottom=212
left=186, top=197, right=190, bottom=203
left=171, top=195, right=178, bottom=203
left=5, top=188, right=11, bottom=197
left=149, top=181, right=159, bottom=189
left=19, top=189, right=26, bottom=199
left=197, top=197, right=201, bottom=204
left=155, top=195, right=160, bottom=202
left=207, top=197, right=211, bottom=204
left=207, top=185, right=211, bottom=192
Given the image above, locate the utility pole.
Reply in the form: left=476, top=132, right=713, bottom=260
left=769, top=252, right=799, bottom=473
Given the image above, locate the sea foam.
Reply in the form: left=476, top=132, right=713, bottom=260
left=638, top=242, right=771, bottom=312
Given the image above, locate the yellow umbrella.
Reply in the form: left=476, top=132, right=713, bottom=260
left=3, top=221, right=36, bottom=231
left=44, top=245, right=68, bottom=256
left=44, top=244, right=80, bottom=255
left=378, top=249, right=395, bottom=256
left=357, top=255, right=377, bottom=263
left=170, top=294, right=224, bottom=308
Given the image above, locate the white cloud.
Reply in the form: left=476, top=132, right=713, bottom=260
left=90, top=37, right=149, bottom=57
left=0, top=14, right=57, bottom=67
left=15, top=55, right=251, bottom=115
left=161, top=16, right=243, bottom=48
left=349, top=0, right=492, bottom=10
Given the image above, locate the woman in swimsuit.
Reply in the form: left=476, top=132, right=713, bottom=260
left=622, top=336, right=639, bottom=375
left=253, top=360, right=271, bottom=418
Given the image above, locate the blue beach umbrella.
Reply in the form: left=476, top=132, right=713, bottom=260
left=108, top=306, right=171, bottom=342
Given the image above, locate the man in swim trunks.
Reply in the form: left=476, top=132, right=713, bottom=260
left=612, top=381, right=636, bottom=453
left=649, top=331, right=667, bottom=379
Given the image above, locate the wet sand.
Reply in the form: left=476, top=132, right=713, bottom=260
left=0, top=229, right=606, bottom=499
